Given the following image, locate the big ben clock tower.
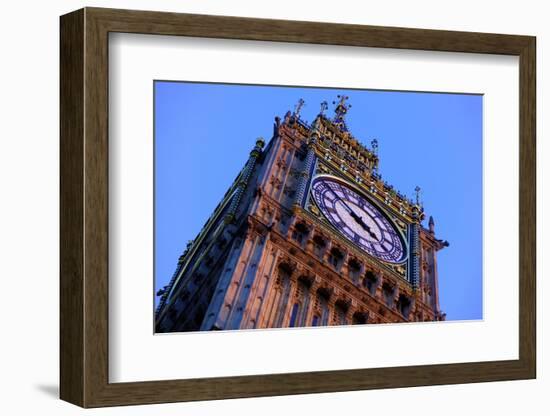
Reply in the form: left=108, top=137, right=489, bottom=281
left=155, top=96, right=449, bottom=332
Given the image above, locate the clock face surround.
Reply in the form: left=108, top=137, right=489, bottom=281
left=311, top=176, right=407, bottom=264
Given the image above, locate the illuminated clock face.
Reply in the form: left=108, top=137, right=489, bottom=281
left=311, top=176, right=407, bottom=263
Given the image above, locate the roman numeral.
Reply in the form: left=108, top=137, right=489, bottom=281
left=334, top=220, right=347, bottom=229
left=324, top=193, right=336, bottom=202
left=381, top=241, right=391, bottom=251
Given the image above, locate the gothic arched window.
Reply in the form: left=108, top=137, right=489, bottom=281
left=334, top=300, right=349, bottom=325
left=397, top=294, right=412, bottom=319
left=382, top=282, right=395, bottom=308
left=328, top=247, right=344, bottom=270
left=271, top=262, right=293, bottom=327
left=289, top=303, right=300, bottom=327
left=363, top=270, right=378, bottom=295
left=288, top=277, right=312, bottom=328
left=348, top=258, right=362, bottom=283
left=312, top=234, right=327, bottom=259
left=315, top=288, right=331, bottom=326
left=352, top=311, right=369, bottom=325
left=292, top=222, right=309, bottom=247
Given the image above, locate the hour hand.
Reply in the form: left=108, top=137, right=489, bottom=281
left=353, top=215, right=377, bottom=239
left=346, top=207, right=372, bottom=233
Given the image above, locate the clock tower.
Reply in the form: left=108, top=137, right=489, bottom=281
left=155, top=96, right=448, bottom=332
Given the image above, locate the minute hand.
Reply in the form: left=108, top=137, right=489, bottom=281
left=327, top=187, right=356, bottom=215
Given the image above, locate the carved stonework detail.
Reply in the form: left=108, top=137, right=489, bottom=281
left=318, top=163, right=331, bottom=174
left=308, top=204, right=320, bottom=216
left=283, top=185, right=296, bottom=198
left=270, top=175, right=282, bottom=189
left=276, top=157, right=288, bottom=170
left=289, top=168, right=301, bottom=178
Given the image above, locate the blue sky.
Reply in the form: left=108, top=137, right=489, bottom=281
left=154, top=81, right=483, bottom=321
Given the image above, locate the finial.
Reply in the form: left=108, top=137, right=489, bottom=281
left=250, top=137, right=265, bottom=157
left=428, top=215, right=435, bottom=234
left=370, top=139, right=379, bottom=174
left=319, top=101, right=328, bottom=116
left=414, top=186, right=422, bottom=206
left=255, top=137, right=265, bottom=149
left=293, top=98, right=305, bottom=118
left=371, top=138, right=378, bottom=155
left=283, top=110, right=292, bottom=124
left=332, top=95, right=352, bottom=132
left=337, top=94, right=348, bottom=106
left=333, top=95, right=351, bottom=113
left=273, top=116, right=281, bottom=136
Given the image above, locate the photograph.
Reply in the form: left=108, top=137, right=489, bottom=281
left=52, top=5, right=538, bottom=409
left=153, top=81, right=483, bottom=333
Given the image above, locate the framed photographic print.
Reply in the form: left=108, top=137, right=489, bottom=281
left=60, top=7, right=536, bottom=408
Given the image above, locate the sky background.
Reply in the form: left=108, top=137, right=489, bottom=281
left=155, top=81, right=483, bottom=321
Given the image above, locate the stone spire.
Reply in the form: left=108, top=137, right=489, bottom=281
left=332, top=95, right=351, bottom=132
left=310, top=101, right=328, bottom=137
left=225, top=138, right=265, bottom=223
left=293, top=98, right=305, bottom=118
left=414, top=185, right=422, bottom=206
left=371, top=138, right=379, bottom=174
left=371, top=138, right=379, bottom=156
left=429, top=215, right=435, bottom=234
left=294, top=101, right=327, bottom=207
left=319, top=100, right=329, bottom=117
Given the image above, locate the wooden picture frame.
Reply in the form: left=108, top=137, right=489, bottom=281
left=60, top=7, right=536, bottom=408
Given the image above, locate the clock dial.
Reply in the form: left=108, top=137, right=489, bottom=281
left=311, top=176, right=407, bottom=263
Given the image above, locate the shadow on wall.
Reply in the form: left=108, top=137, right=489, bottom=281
left=34, top=384, right=58, bottom=399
